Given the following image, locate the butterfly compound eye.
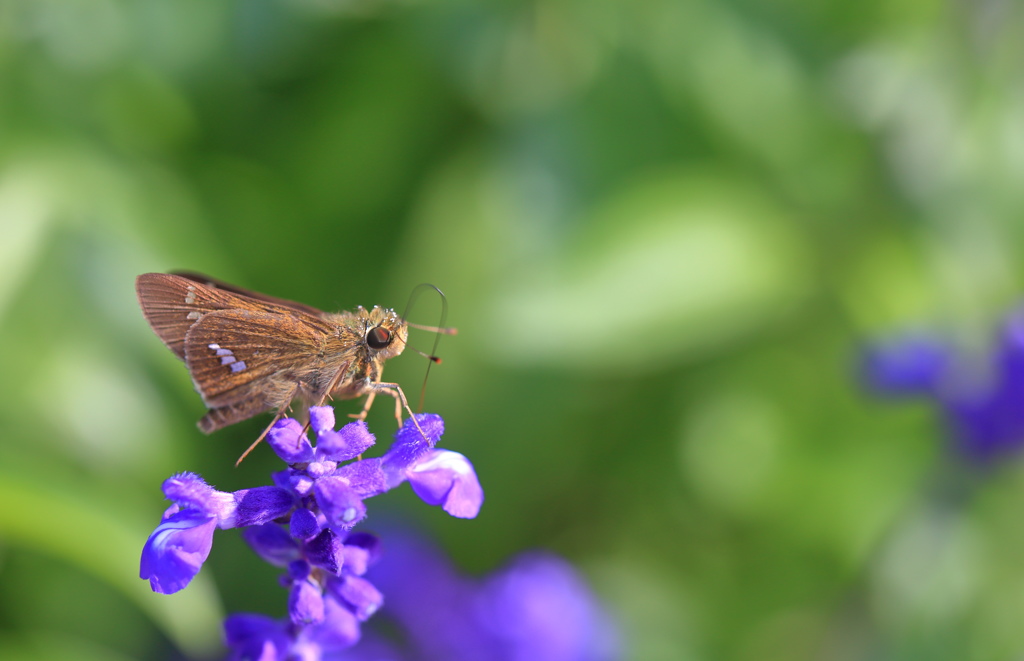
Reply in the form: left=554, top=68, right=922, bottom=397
left=367, top=326, right=392, bottom=349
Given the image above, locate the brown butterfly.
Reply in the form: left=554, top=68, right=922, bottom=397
left=136, top=272, right=452, bottom=463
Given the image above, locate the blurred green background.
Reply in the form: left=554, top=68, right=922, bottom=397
left=3, top=0, right=1024, bottom=659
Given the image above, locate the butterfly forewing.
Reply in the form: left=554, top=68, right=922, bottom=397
left=171, top=271, right=327, bottom=318
left=136, top=273, right=286, bottom=359
left=183, top=308, right=335, bottom=408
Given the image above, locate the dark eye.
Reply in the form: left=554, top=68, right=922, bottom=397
left=367, top=326, right=392, bottom=349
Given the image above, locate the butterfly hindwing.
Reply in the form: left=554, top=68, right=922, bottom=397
left=198, top=397, right=276, bottom=434
left=183, top=308, right=332, bottom=408
left=135, top=273, right=266, bottom=360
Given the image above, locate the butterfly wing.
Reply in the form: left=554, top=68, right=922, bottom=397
left=136, top=273, right=329, bottom=360
left=137, top=272, right=358, bottom=435
left=171, top=271, right=327, bottom=318
left=182, top=308, right=336, bottom=409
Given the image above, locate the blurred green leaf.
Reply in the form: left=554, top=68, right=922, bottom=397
left=0, top=478, right=223, bottom=658
left=484, top=169, right=811, bottom=372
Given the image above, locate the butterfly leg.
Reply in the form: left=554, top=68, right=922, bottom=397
left=370, top=382, right=429, bottom=441
left=234, top=384, right=299, bottom=467
left=348, top=390, right=378, bottom=421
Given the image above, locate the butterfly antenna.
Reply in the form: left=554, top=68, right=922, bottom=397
left=401, top=284, right=450, bottom=411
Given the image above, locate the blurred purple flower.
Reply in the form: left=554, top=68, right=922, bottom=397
left=863, top=310, right=1024, bottom=462
left=861, top=333, right=951, bottom=396
left=336, top=533, right=619, bottom=661
left=139, top=409, right=483, bottom=658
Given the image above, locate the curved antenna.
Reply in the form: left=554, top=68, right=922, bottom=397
left=401, top=283, right=450, bottom=411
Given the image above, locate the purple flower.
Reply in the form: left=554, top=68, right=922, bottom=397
left=141, top=409, right=484, bottom=659
left=140, top=473, right=292, bottom=594
left=406, top=450, right=483, bottom=518
left=340, top=532, right=619, bottom=661
left=863, top=309, right=1024, bottom=462
left=224, top=595, right=362, bottom=661
left=861, top=333, right=951, bottom=396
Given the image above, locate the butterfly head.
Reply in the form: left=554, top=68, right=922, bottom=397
left=363, top=306, right=408, bottom=359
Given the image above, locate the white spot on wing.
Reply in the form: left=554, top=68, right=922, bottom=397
left=184, top=285, right=197, bottom=305
left=186, top=311, right=201, bottom=320
left=209, top=344, right=245, bottom=372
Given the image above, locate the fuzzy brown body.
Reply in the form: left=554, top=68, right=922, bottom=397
left=135, top=273, right=408, bottom=433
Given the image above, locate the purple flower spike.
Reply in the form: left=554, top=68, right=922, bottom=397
left=268, top=418, right=315, bottom=464
left=407, top=450, right=484, bottom=518
left=147, top=407, right=480, bottom=657
left=359, top=532, right=619, bottom=661
left=140, top=510, right=218, bottom=594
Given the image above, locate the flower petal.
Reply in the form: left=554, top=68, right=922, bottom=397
left=140, top=510, right=217, bottom=594
left=331, top=575, right=383, bottom=621
left=342, top=532, right=381, bottom=576
left=316, top=419, right=377, bottom=461
left=381, top=414, right=444, bottom=486
left=289, top=508, right=320, bottom=540
left=407, top=450, right=484, bottom=518
left=308, top=406, right=335, bottom=434
left=162, top=472, right=234, bottom=518
left=241, top=524, right=300, bottom=567
left=314, top=476, right=367, bottom=533
left=224, top=614, right=289, bottom=661
left=289, top=579, right=325, bottom=626
left=334, top=458, right=387, bottom=498
left=475, top=553, right=620, bottom=661
left=304, top=528, right=346, bottom=575
left=306, top=594, right=362, bottom=650
left=228, top=486, right=294, bottom=528
left=267, top=418, right=314, bottom=464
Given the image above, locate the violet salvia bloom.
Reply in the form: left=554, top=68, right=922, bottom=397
left=406, top=450, right=484, bottom=518
left=140, top=472, right=292, bottom=594
left=139, top=408, right=483, bottom=659
left=861, top=333, right=952, bottom=396
left=863, top=309, right=1024, bottom=462
left=338, top=532, right=619, bottom=661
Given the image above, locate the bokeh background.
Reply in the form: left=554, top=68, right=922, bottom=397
left=3, top=0, right=1024, bottom=659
